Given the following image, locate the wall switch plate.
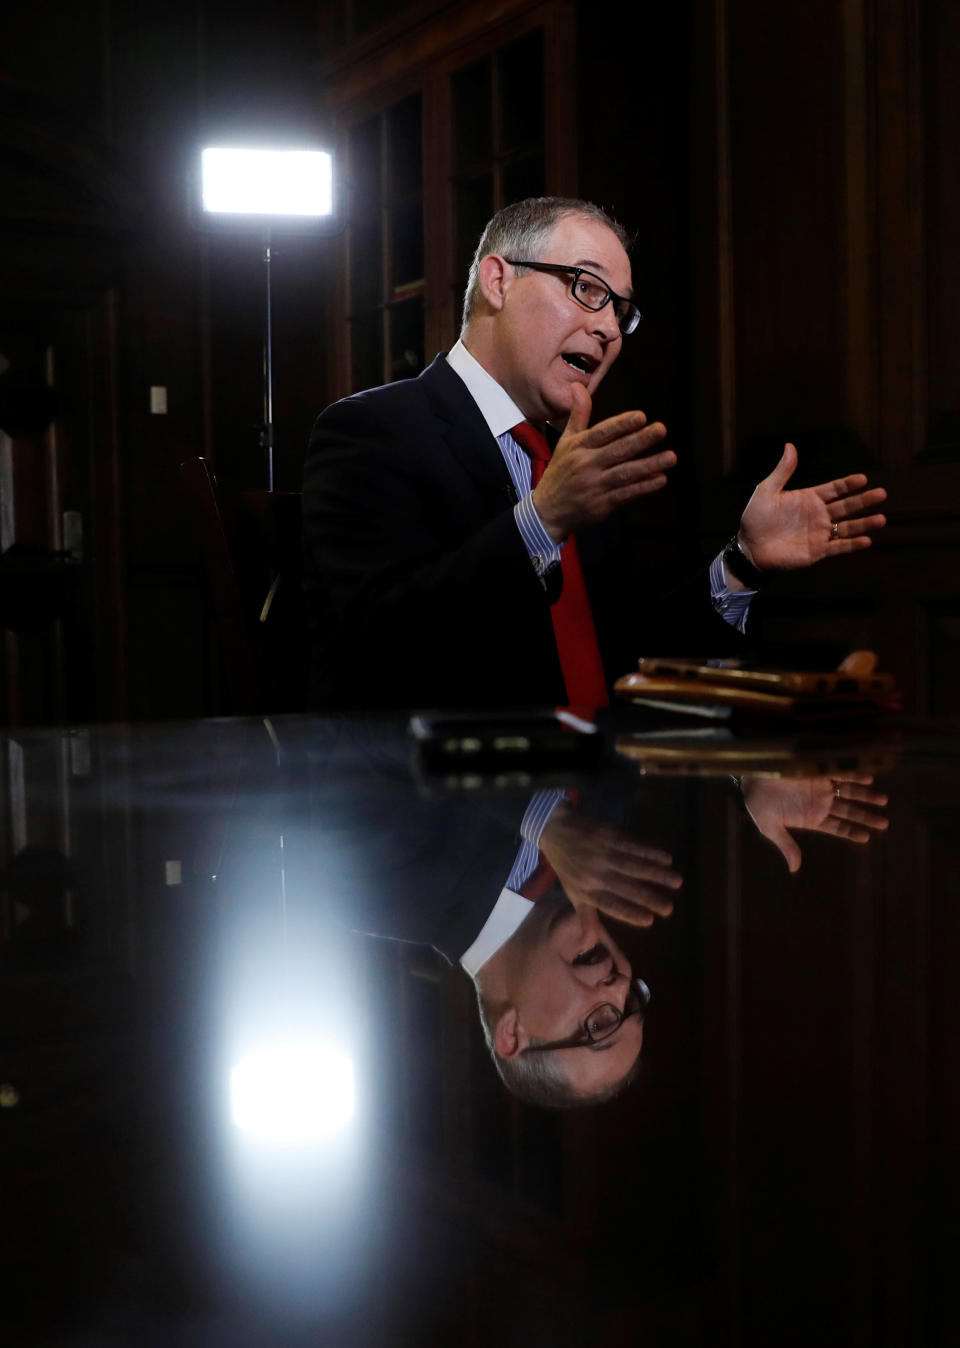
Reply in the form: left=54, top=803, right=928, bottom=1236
left=62, top=510, right=83, bottom=561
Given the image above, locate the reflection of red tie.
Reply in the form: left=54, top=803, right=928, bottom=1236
left=519, top=856, right=556, bottom=899
left=510, top=422, right=609, bottom=708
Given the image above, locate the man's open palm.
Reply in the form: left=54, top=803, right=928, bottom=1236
left=737, top=443, right=887, bottom=572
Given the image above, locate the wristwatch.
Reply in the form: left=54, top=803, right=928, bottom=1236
left=722, top=536, right=768, bottom=590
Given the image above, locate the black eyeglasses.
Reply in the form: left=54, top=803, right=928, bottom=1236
left=521, top=977, right=651, bottom=1055
left=503, top=259, right=642, bottom=334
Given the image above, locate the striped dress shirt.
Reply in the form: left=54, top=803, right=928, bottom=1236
left=460, top=788, right=567, bottom=974
left=444, top=340, right=755, bottom=632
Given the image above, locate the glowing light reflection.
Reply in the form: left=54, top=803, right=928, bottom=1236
left=230, top=1042, right=354, bottom=1143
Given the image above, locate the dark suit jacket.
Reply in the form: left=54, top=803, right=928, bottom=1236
left=304, top=776, right=530, bottom=966
left=302, top=354, right=741, bottom=709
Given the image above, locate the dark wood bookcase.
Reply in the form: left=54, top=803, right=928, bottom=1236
left=317, top=0, right=578, bottom=398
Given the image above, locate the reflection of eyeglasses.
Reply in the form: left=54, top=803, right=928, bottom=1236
left=521, top=977, right=651, bottom=1055
left=503, top=259, right=642, bottom=334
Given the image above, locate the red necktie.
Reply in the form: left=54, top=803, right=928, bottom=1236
left=519, top=856, right=557, bottom=899
left=510, top=422, right=609, bottom=708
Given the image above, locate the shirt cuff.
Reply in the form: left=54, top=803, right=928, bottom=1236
left=505, top=789, right=568, bottom=892
left=709, top=551, right=756, bottom=635
left=514, top=493, right=563, bottom=581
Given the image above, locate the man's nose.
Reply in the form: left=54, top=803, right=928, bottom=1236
left=577, top=951, right=628, bottom=989
left=590, top=301, right=622, bottom=345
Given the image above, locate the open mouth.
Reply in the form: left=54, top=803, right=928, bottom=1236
left=561, top=352, right=598, bottom=376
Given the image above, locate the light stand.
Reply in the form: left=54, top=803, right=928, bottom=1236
left=262, top=229, right=275, bottom=489
left=199, top=146, right=335, bottom=491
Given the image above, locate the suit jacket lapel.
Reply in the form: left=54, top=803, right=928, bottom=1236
left=418, top=353, right=516, bottom=508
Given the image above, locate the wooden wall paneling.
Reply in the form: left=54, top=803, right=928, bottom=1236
left=25, top=299, right=127, bottom=727
left=691, top=0, right=959, bottom=708
left=267, top=231, right=338, bottom=482
left=0, top=431, right=50, bottom=725
left=422, top=69, right=452, bottom=362
left=874, top=0, right=927, bottom=464
left=332, top=72, right=423, bottom=397
left=124, top=573, right=207, bottom=720
left=742, top=514, right=960, bottom=713
left=0, top=737, right=17, bottom=945
left=750, top=591, right=881, bottom=657
left=697, top=793, right=744, bottom=1339
left=727, top=0, right=850, bottom=447
left=922, top=803, right=960, bottom=1341
left=542, top=1, right=578, bottom=201
left=323, top=2, right=571, bottom=392
left=719, top=798, right=744, bottom=1342
left=203, top=234, right=272, bottom=492
left=861, top=769, right=960, bottom=1342
left=848, top=824, right=883, bottom=1345
left=0, top=337, right=73, bottom=725
left=434, top=959, right=477, bottom=1171
left=922, top=0, right=960, bottom=461
left=692, top=779, right=913, bottom=1339
left=866, top=526, right=960, bottom=713
left=316, top=0, right=552, bottom=108
left=1, top=635, right=20, bottom=729
left=916, top=600, right=960, bottom=717
left=432, top=4, right=568, bottom=349
left=887, top=586, right=925, bottom=713
left=333, top=134, right=352, bottom=402
left=692, top=0, right=867, bottom=487
left=868, top=791, right=930, bottom=1343
left=43, top=346, right=64, bottom=560
left=735, top=820, right=877, bottom=1339
left=45, top=320, right=94, bottom=724
left=198, top=238, right=215, bottom=464
left=377, top=109, right=393, bottom=388
left=691, top=0, right=738, bottom=477
left=428, top=1, right=572, bottom=353
left=85, top=291, right=127, bottom=722
left=842, top=0, right=880, bottom=453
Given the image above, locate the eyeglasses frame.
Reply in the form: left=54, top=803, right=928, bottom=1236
left=519, top=976, right=651, bottom=1055
left=503, top=258, right=642, bottom=334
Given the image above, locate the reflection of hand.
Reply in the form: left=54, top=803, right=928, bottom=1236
left=538, top=802, right=681, bottom=926
left=532, top=385, right=676, bottom=541
left=741, top=774, right=889, bottom=872
left=736, top=443, right=886, bottom=572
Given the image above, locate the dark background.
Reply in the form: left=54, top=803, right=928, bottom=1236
left=0, top=0, right=957, bottom=725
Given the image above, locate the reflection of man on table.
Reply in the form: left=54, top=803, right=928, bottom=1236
left=463, top=791, right=679, bottom=1107
left=306, top=744, right=677, bottom=1107
left=740, top=772, right=889, bottom=872
left=304, top=197, right=886, bottom=709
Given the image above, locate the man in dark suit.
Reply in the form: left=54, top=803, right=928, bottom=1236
left=303, top=197, right=886, bottom=709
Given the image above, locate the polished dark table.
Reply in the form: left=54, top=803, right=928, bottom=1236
left=2, top=712, right=959, bottom=1346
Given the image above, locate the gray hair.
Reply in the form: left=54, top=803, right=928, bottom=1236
left=460, top=196, right=631, bottom=332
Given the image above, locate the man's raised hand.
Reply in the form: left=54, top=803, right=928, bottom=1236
left=538, top=804, right=681, bottom=928
left=736, top=442, right=887, bottom=574
left=741, top=773, right=889, bottom=873
left=532, top=384, right=676, bottom=542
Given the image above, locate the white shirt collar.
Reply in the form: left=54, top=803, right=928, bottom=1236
left=446, top=338, right=527, bottom=439
left=459, top=888, right=533, bottom=975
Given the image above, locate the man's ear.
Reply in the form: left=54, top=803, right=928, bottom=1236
left=476, top=253, right=510, bottom=313
left=493, top=1005, right=527, bottom=1059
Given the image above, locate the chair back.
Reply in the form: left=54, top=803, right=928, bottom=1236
left=179, top=457, right=305, bottom=714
